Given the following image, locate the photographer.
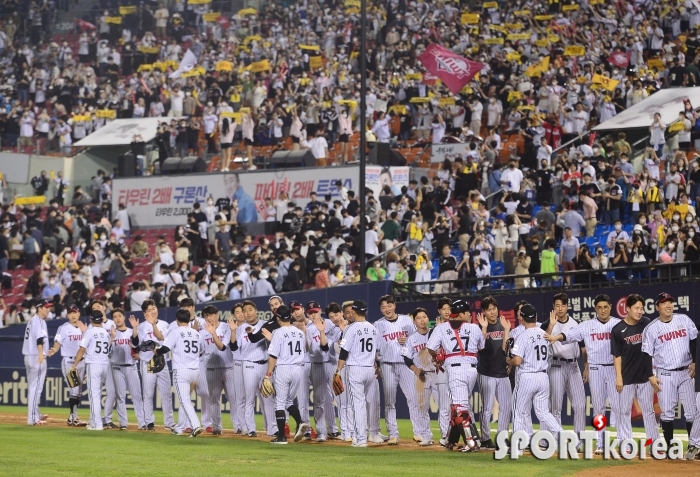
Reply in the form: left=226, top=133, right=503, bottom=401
left=590, top=247, right=609, bottom=283
left=611, top=242, right=630, bottom=281
left=474, top=256, right=491, bottom=291
left=513, top=246, right=531, bottom=289
left=575, top=246, right=593, bottom=284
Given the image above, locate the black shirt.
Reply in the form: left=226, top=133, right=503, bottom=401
left=438, top=255, right=457, bottom=275
left=610, top=316, right=652, bottom=385
left=477, top=321, right=508, bottom=378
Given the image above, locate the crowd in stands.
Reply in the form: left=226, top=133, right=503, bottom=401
left=2, top=0, right=700, bottom=324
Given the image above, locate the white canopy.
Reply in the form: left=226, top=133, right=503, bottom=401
left=75, top=118, right=169, bottom=147
left=593, top=87, right=700, bottom=131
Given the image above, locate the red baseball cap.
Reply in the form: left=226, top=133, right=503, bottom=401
left=305, top=301, right=322, bottom=313
left=655, top=292, right=674, bottom=306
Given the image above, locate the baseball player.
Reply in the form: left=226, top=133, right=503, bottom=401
left=475, top=296, right=512, bottom=450
left=641, top=292, right=700, bottom=458
left=48, top=304, right=87, bottom=426
left=170, top=298, right=211, bottom=433
left=306, top=301, right=342, bottom=441
left=109, top=309, right=146, bottom=430
left=542, top=293, right=586, bottom=436
left=375, top=294, right=419, bottom=444
left=335, top=300, right=379, bottom=448
left=230, top=303, right=246, bottom=433
left=200, top=304, right=235, bottom=435
left=71, top=309, right=111, bottom=431
left=433, top=297, right=452, bottom=445
left=235, top=300, right=277, bottom=437
left=427, top=298, right=485, bottom=440
left=507, top=301, right=536, bottom=437
left=266, top=305, right=309, bottom=444
left=157, top=308, right=204, bottom=437
left=341, top=300, right=386, bottom=443
left=507, top=304, right=564, bottom=453
left=89, top=301, right=117, bottom=429
left=289, top=301, right=312, bottom=438
left=326, top=303, right=353, bottom=441
left=546, top=294, right=621, bottom=453
left=610, top=294, right=660, bottom=450
left=401, top=307, right=436, bottom=446
left=137, top=299, right=175, bottom=431
left=269, top=296, right=284, bottom=314
left=23, top=299, right=53, bottom=426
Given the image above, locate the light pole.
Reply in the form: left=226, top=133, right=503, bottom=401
left=358, top=0, right=367, bottom=278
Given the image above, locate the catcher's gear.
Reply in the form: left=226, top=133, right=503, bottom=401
left=504, top=337, right=515, bottom=359
left=147, top=354, right=166, bottom=373
left=66, top=368, right=80, bottom=388
left=434, top=347, right=446, bottom=374
left=260, top=375, right=275, bottom=398
left=139, top=340, right=157, bottom=352
left=332, top=372, right=344, bottom=395
left=447, top=404, right=480, bottom=452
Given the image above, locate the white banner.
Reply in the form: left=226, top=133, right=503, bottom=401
left=113, top=166, right=359, bottom=227
left=365, top=165, right=410, bottom=197
left=75, top=118, right=177, bottom=147
left=430, top=142, right=469, bottom=163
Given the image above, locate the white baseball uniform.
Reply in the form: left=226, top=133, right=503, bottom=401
left=80, top=326, right=111, bottom=429
left=110, top=327, right=146, bottom=428
left=55, top=322, right=85, bottom=421
left=202, top=322, right=236, bottom=432
left=238, top=320, right=277, bottom=435
left=23, top=314, right=48, bottom=425
left=164, top=325, right=204, bottom=433
left=401, top=330, right=435, bottom=442
left=269, top=326, right=307, bottom=411
left=431, top=322, right=451, bottom=439
left=307, top=319, right=341, bottom=438
left=137, top=319, right=175, bottom=428
left=231, top=324, right=246, bottom=432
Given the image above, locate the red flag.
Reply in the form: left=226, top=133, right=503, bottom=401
left=76, top=19, right=96, bottom=31
left=607, top=51, right=630, bottom=69
left=216, top=16, right=230, bottom=30
left=418, top=44, right=484, bottom=94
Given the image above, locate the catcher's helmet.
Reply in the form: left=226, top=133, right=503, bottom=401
left=449, top=299, right=470, bottom=317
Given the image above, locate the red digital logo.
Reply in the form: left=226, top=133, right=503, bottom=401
left=592, top=414, right=607, bottom=431
left=616, top=298, right=628, bottom=318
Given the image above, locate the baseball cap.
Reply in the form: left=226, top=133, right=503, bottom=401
left=655, top=292, right=674, bottom=306
left=352, top=300, right=367, bottom=314
left=89, top=309, right=104, bottom=323
left=37, top=298, right=54, bottom=308
left=274, top=305, right=291, bottom=322
left=521, top=304, right=537, bottom=321
left=67, top=304, right=80, bottom=314
left=449, top=299, right=470, bottom=317
left=305, top=301, right=321, bottom=313
left=268, top=295, right=283, bottom=304
left=289, top=301, right=304, bottom=310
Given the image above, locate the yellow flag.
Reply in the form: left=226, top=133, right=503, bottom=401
left=547, top=34, right=560, bottom=43
left=518, top=105, right=535, bottom=111
left=119, top=6, right=136, bottom=15
left=249, top=59, right=270, bottom=72
left=105, top=16, right=122, bottom=24
left=72, top=114, right=91, bottom=122
left=507, top=91, right=522, bottom=102
left=299, top=44, right=320, bottom=51
left=524, top=56, right=550, bottom=77
left=535, top=39, right=549, bottom=47
left=344, top=0, right=361, bottom=6
left=138, top=46, right=160, bottom=54
left=152, top=61, right=167, bottom=71
left=562, top=4, right=579, bottom=11
left=137, top=64, right=153, bottom=72
left=513, top=10, right=531, bottom=16
left=668, top=121, right=685, bottom=133
left=489, top=25, right=507, bottom=34
left=96, top=110, right=116, bottom=119
left=389, top=105, right=407, bottom=115
left=404, top=73, right=423, bottom=80
left=506, top=51, right=522, bottom=62
left=309, top=56, right=323, bottom=70
left=660, top=6, right=671, bottom=17
left=648, top=58, right=665, bottom=70
left=216, top=61, right=233, bottom=72
left=505, top=22, right=525, bottom=30
left=534, top=14, right=554, bottom=21
left=203, top=12, right=220, bottom=22
left=237, top=7, right=257, bottom=15
left=439, top=97, right=456, bottom=106
left=409, top=97, right=431, bottom=103
left=592, top=74, right=620, bottom=92
left=564, top=45, right=585, bottom=56
left=507, top=33, right=530, bottom=41
left=460, top=13, right=480, bottom=24
left=188, top=0, right=212, bottom=4
left=483, top=1, right=498, bottom=8
left=484, top=37, right=504, bottom=45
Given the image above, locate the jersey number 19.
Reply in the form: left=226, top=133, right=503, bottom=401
left=534, top=344, right=548, bottom=361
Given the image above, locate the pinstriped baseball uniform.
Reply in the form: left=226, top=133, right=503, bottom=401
left=508, top=323, right=538, bottom=435
left=137, top=320, right=175, bottom=428
left=164, top=326, right=204, bottom=433
left=307, top=320, right=341, bottom=438
left=401, top=330, right=435, bottom=442
left=238, top=320, right=277, bottom=435
left=91, top=319, right=116, bottom=425
left=110, top=327, right=146, bottom=428
left=511, top=327, right=563, bottom=441
left=430, top=324, right=450, bottom=439
left=543, top=317, right=585, bottom=435
left=294, top=320, right=313, bottom=429
left=168, top=317, right=211, bottom=430
left=342, top=321, right=379, bottom=446
left=560, top=316, right=621, bottom=448
left=55, top=322, right=85, bottom=420
left=23, top=314, right=48, bottom=425
left=202, top=323, right=235, bottom=432
left=642, top=314, right=699, bottom=447
left=375, top=314, right=418, bottom=438
left=231, top=324, right=245, bottom=432
left=477, top=321, right=512, bottom=443
left=80, top=327, right=111, bottom=429
left=269, top=327, right=307, bottom=411
left=426, top=321, right=484, bottom=421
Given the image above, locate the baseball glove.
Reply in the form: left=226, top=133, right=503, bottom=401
left=332, top=372, right=344, bottom=396
left=504, top=337, right=515, bottom=359
left=139, top=340, right=158, bottom=352
left=66, top=368, right=80, bottom=388
left=260, top=375, right=275, bottom=398
left=147, top=354, right=166, bottom=373
left=433, top=347, right=446, bottom=374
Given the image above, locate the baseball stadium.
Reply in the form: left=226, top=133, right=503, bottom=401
left=2, top=0, right=700, bottom=475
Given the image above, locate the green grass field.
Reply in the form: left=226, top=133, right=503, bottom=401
left=0, top=405, right=632, bottom=477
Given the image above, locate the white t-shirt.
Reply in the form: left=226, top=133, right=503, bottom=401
left=365, top=229, right=379, bottom=255
left=309, top=137, right=328, bottom=159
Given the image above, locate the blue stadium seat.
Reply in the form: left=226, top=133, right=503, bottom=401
left=430, top=259, right=440, bottom=280
left=491, top=261, right=505, bottom=276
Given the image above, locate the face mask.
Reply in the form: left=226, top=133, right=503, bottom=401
left=672, top=225, right=679, bottom=233
left=110, top=253, right=116, bottom=259
left=690, top=231, right=696, bottom=237
left=49, top=280, right=56, bottom=285
left=651, top=243, right=658, bottom=249
left=639, top=218, right=646, bottom=225
left=80, top=243, right=86, bottom=249
left=614, top=224, right=622, bottom=231
left=687, top=216, right=694, bottom=223
left=207, top=200, right=213, bottom=205
left=673, top=215, right=680, bottom=221
left=100, top=235, right=106, bottom=240
left=30, top=307, right=37, bottom=314
left=668, top=243, right=675, bottom=250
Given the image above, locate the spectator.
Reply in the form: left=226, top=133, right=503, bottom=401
left=366, top=260, right=386, bottom=282
left=560, top=227, right=580, bottom=286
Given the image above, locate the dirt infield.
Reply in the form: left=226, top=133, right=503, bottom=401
left=575, top=461, right=700, bottom=477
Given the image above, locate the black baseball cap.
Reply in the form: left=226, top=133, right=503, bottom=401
left=449, top=299, right=470, bottom=317
left=305, top=301, right=322, bottom=313
left=655, top=293, right=674, bottom=306
left=274, top=305, right=291, bottom=322
left=37, top=299, right=54, bottom=309
left=89, top=309, right=104, bottom=323
left=521, top=304, right=537, bottom=321
left=67, top=304, right=80, bottom=314
left=289, top=301, right=303, bottom=310
left=352, top=300, right=367, bottom=314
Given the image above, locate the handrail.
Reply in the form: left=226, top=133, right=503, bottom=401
left=484, top=187, right=506, bottom=201
left=551, top=131, right=591, bottom=156
left=372, top=240, right=407, bottom=264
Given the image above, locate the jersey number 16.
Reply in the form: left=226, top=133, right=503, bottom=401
left=360, top=337, right=373, bottom=353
